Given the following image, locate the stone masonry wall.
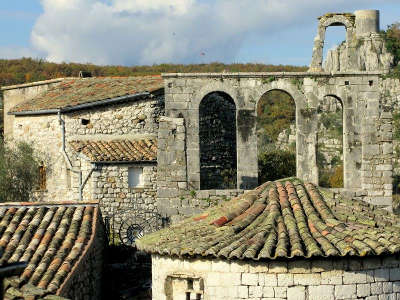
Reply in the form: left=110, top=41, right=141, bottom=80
left=12, top=114, right=76, bottom=202
left=91, top=163, right=157, bottom=227
left=65, top=95, right=164, bottom=137
left=59, top=210, right=105, bottom=300
left=2, top=79, right=63, bottom=138
left=152, top=254, right=400, bottom=300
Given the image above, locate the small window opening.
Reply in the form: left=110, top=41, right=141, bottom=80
left=345, top=81, right=349, bottom=86
left=39, top=164, right=46, bottom=190
left=369, top=80, right=374, bottom=86
left=186, top=292, right=190, bottom=300
left=196, top=294, right=202, bottom=300
left=81, top=119, right=90, bottom=125
left=187, top=279, right=194, bottom=290
left=128, top=167, right=144, bottom=188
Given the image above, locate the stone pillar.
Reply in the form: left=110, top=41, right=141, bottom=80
left=361, top=87, right=392, bottom=209
left=355, top=10, right=380, bottom=37
left=156, top=116, right=187, bottom=216
left=309, top=25, right=326, bottom=72
left=236, top=109, right=258, bottom=189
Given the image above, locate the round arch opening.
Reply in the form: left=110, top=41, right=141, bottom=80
left=199, top=91, right=237, bottom=190
left=317, top=95, right=344, bottom=188
left=257, top=89, right=296, bottom=185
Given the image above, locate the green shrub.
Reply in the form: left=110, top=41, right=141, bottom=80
left=258, top=150, right=296, bottom=184
left=0, top=139, right=42, bottom=202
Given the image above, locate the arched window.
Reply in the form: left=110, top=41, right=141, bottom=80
left=199, top=92, right=236, bottom=189
left=257, top=90, right=296, bottom=184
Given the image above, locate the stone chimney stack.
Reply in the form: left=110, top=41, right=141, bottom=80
left=355, top=10, right=380, bottom=37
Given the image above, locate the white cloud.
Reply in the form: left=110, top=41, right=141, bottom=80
left=29, top=0, right=399, bottom=65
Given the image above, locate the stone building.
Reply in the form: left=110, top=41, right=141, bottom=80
left=0, top=201, right=104, bottom=300
left=1, top=76, right=164, bottom=228
left=138, top=178, right=400, bottom=300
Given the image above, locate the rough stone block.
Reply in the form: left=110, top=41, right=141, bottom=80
left=249, top=286, right=263, bottom=298
left=293, top=273, right=321, bottom=286
left=287, top=286, right=305, bottom=300
left=262, top=274, right=277, bottom=287
left=274, top=287, right=287, bottom=298
left=262, top=286, right=275, bottom=297
left=335, top=284, right=356, bottom=299
left=371, top=282, right=383, bottom=295
left=343, top=270, right=367, bottom=284
left=237, top=285, right=249, bottom=298
left=242, top=273, right=259, bottom=286
left=321, top=270, right=343, bottom=285
left=383, top=282, right=393, bottom=293
left=211, top=260, right=231, bottom=272
left=308, top=285, right=334, bottom=300
left=357, top=283, right=371, bottom=297
left=375, top=268, right=390, bottom=282
left=277, top=273, right=293, bottom=287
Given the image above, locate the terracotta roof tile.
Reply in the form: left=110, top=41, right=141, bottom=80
left=0, top=202, right=100, bottom=299
left=70, top=139, right=157, bottom=162
left=10, top=76, right=163, bottom=113
left=137, top=179, right=400, bottom=260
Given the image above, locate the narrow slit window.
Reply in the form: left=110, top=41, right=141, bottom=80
left=39, top=165, right=46, bottom=190
left=128, top=167, right=144, bottom=188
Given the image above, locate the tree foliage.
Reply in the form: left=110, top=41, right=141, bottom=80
left=258, top=150, right=296, bottom=184
left=382, top=22, right=400, bottom=77
left=0, top=58, right=307, bottom=88
left=0, top=139, right=42, bottom=202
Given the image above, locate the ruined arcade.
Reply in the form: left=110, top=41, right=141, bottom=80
left=156, top=10, right=399, bottom=217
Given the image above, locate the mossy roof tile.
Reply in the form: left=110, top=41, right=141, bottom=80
left=137, top=179, right=400, bottom=260
left=0, top=202, right=100, bottom=299
left=69, top=139, right=157, bottom=162
left=9, top=76, right=163, bottom=113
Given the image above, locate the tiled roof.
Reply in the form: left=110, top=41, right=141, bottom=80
left=137, top=179, right=400, bottom=260
left=69, top=139, right=157, bottom=162
left=0, top=202, right=100, bottom=299
left=10, top=76, right=163, bottom=113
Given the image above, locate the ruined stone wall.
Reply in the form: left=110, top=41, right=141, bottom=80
left=324, top=34, right=393, bottom=72
left=152, top=254, right=400, bottom=300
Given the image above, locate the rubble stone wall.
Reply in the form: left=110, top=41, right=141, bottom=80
left=91, top=163, right=158, bottom=224
left=152, top=254, right=400, bottom=300
left=64, top=95, right=164, bottom=137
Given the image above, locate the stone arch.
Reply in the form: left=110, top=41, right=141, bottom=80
left=198, top=91, right=237, bottom=189
left=320, top=16, right=354, bottom=29
left=191, top=81, right=243, bottom=110
left=253, top=80, right=306, bottom=110
left=309, top=14, right=356, bottom=72
left=251, top=80, right=309, bottom=181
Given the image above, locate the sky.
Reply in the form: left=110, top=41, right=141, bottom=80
left=0, top=0, right=399, bottom=67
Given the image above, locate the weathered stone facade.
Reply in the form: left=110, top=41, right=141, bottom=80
left=92, top=163, right=157, bottom=218
left=152, top=254, right=400, bottom=300
left=8, top=93, right=164, bottom=220
left=159, top=72, right=399, bottom=209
